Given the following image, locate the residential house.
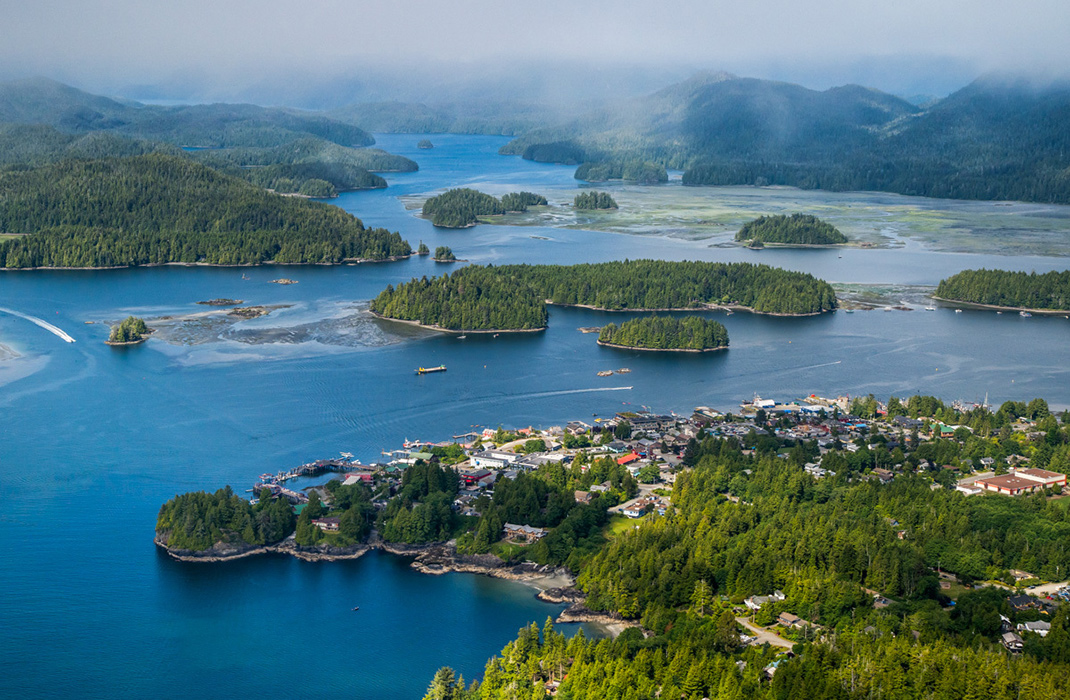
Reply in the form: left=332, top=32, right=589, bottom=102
left=502, top=523, right=548, bottom=543
left=312, top=517, right=340, bottom=532
left=1001, top=631, right=1024, bottom=653
left=745, top=590, right=786, bottom=611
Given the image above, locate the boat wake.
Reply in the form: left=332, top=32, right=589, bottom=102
left=0, top=307, right=75, bottom=343
left=523, top=386, right=633, bottom=399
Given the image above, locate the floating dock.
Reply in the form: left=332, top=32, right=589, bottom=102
left=416, top=365, right=447, bottom=375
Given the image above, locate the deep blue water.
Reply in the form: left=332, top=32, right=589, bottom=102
left=2, top=134, right=1070, bottom=698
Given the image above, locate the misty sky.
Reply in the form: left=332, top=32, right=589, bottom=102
left=2, top=0, right=1068, bottom=101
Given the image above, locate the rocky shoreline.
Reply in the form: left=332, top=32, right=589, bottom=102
left=156, top=535, right=569, bottom=585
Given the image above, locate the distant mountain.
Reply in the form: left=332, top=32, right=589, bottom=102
left=504, top=72, right=1070, bottom=203
left=0, top=77, right=374, bottom=149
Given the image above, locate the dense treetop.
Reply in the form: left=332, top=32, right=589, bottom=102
left=736, top=213, right=848, bottom=245
left=598, top=315, right=729, bottom=351
left=936, top=268, right=1070, bottom=310
left=372, top=260, right=836, bottom=329
left=108, top=316, right=149, bottom=344
left=573, top=191, right=618, bottom=210
left=575, top=160, right=667, bottom=184
left=421, top=188, right=547, bottom=228
left=0, top=154, right=410, bottom=267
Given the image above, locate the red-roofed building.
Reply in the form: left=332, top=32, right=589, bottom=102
left=617, top=452, right=640, bottom=466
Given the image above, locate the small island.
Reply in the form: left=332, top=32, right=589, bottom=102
left=573, top=191, right=618, bottom=210
left=197, top=298, right=243, bottom=306
left=417, top=139, right=434, bottom=149
left=597, top=315, right=729, bottom=352
left=421, top=188, right=548, bottom=228
left=736, top=213, right=848, bottom=246
left=105, top=316, right=151, bottom=346
left=935, top=268, right=1070, bottom=313
left=227, top=306, right=272, bottom=319
left=433, top=246, right=457, bottom=262
left=417, top=241, right=430, bottom=255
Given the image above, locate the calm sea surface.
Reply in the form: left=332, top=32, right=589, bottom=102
left=2, top=134, right=1070, bottom=698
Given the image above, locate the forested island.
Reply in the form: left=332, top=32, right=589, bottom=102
left=573, top=191, right=619, bottom=210
left=935, top=268, right=1070, bottom=311
left=417, top=139, right=434, bottom=149
left=736, top=213, right=848, bottom=245
left=575, top=160, right=667, bottom=184
left=0, top=154, right=411, bottom=268
left=370, top=265, right=549, bottom=332
left=370, top=260, right=837, bottom=331
left=421, top=188, right=548, bottom=228
left=597, top=315, right=728, bottom=351
left=433, top=246, right=456, bottom=262
left=105, top=316, right=150, bottom=345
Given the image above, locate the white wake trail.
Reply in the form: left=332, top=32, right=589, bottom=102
left=0, top=307, right=76, bottom=343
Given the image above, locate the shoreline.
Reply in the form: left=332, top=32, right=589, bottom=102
left=931, top=296, right=1070, bottom=316
left=367, top=310, right=547, bottom=335
left=596, top=340, right=728, bottom=353
left=0, top=254, right=412, bottom=272
left=546, top=301, right=826, bottom=318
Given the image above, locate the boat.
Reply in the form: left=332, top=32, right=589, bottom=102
left=597, top=370, right=613, bottom=377
left=616, top=368, right=631, bottom=374
left=926, top=306, right=935, bottom=311
left=457, top=335, right=467, bottom=340
left=997, top=311, right=1003, bottom=315
left=955, top=309, right=963, bottom=314
left=416, top=365, right=447, bottom=374
left=1020, top=311, right=1032, bottom=317
left=352, top=606, right=360, bottom=611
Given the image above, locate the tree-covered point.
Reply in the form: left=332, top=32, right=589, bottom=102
left=190, top=137, right=418, bottom=174
left=433, top=246, right=456, bottom=262
left=421, top=188, right=547, bottom=228
left=598, top=315, right=729, bottom=351
left=372, top=260, right=836, bottom=328
left=573, top=191, right=619, bottom=210
left=108, top=316, right=148, bottom=343
left=936, top=268, right=1070, bottom=310
left=0, top=154, right=411, bottom=268
left=370, top=265, right=549, bottom=331
left=234, top=161, right=386, bottom=197
left=155, top=486, right=296, bottom=551
left=575, top=160, right=668, bottom=184
left=736, top=213, right=848, bottom=245
left=378, top=462, right=462, bottom=544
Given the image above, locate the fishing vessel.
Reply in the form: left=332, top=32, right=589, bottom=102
left=416, top=365, right=447, bottom=374
left=596, top=370, right=613, bottom=377
left=1020, top=311, right=1032, bottom=317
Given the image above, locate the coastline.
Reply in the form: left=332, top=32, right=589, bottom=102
left=546, top=301, right=826, bottom=317
left=596, top=340, right=728, bottom=353
left=367, top=310, right=547, bottom=334
left=931, top=296, right=1070, bottom=316
left=0, top=254, right=412, bottom=272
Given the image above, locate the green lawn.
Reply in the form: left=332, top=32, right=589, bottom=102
left=605, top=514, right=639, bottom=537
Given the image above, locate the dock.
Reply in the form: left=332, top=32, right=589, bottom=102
left=416, top=365, right=447, bottom=375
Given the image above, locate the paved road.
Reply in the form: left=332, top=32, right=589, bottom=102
left=736, top=616, right=794, bottom=649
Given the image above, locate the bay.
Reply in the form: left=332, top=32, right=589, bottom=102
left=2, top=133, right=1070, bottom=698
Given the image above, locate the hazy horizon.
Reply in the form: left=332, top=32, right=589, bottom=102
left=2, top=0, right=1069, bottom=108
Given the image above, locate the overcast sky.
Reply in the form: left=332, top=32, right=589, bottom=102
left=2, top=0, right=1068, bottom=101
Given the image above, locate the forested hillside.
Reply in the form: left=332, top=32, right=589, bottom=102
left=936, top=269, right=1070, bottom=310
left=0, top=155, right=410, bottom=267
left=503, top=72, right=1070, bottom=204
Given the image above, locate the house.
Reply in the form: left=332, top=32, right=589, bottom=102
left=502, top=523, right=548, bottom=543
left=617, top=452, right=641, bottom=467
left=1018, top=620, right=1051, bottom=637
left=460, top=469, right=493, bottom=487
left=872, top=468, right=894, bottom=484
left=470, top=450, right=519, bottom=469
left=342, top=473, right=374, bottom=486
left=1008, top=594, right=1039, bottom=612
left=604, top=440, right=629, bottom=454
left=745, top=590, right=786, bottom=610
left=312, top=517, right=340, bottom=532
left=777, top=612, right=804, bottom=628
left=574, top=490, right=592, bottom=504
left=1002, top=631, right=1024, bottom=653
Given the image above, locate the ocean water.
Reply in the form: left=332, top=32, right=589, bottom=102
left=2, top=134, right=1070, bottom=698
